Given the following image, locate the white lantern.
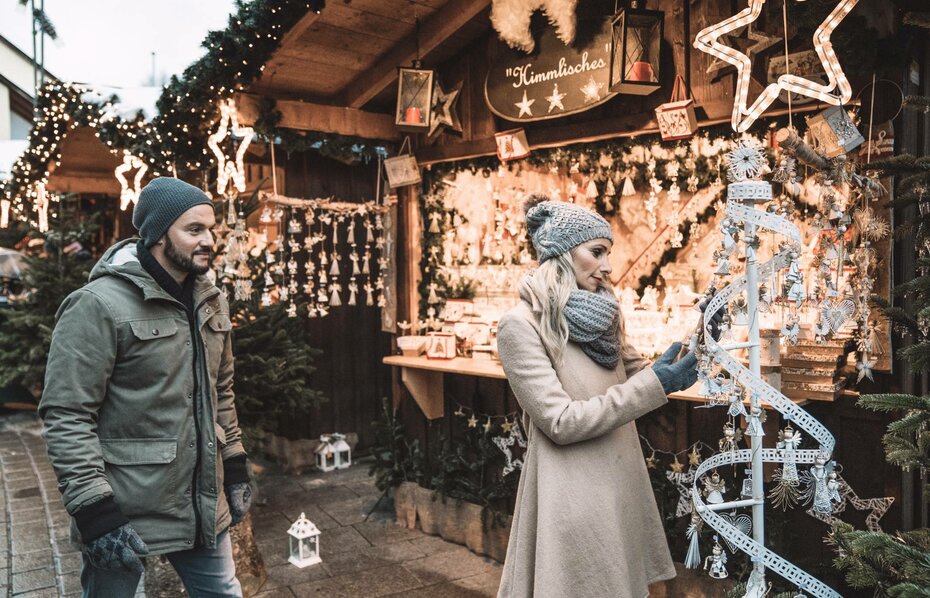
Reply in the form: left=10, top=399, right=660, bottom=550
left=330, top=433, right=352, bottom=470
left=287, top=512, right=321, bottom=568
left=315, top=433, right=352, bottom=472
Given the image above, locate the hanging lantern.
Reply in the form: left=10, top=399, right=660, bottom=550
left=287, top=513, right=321, bottom=568
left=609, top=0, right=664, bottom=96
left=395, top=63, right=433, bottom=133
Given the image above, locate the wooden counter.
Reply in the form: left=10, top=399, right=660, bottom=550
left=383, top=355, right=505, bottom=419
left=384, top=354, right=807, bottom=418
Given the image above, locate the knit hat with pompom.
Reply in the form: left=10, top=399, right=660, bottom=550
left=523, top=194, right=613, bottom=263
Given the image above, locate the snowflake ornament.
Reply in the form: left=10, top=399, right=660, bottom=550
left=725, top=141, right=766, bottom=182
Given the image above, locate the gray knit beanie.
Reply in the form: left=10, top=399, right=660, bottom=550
left=132, top=177, right=213, bottom=247
left=523, top=194, right=613, bottom=263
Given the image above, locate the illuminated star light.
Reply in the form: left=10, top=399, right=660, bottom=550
left=514, top=90, right=535, bottom=118
left=114, top=150, right=148, bottom=211
left=580, top=76, right=603, bottom=103
left=545, top=83, right=566, bottom=113
left=208, top=98, right=254, bottom=196
left=0, top=199, right=9, bottom=229
left=693, top=0, right=858, bottom=132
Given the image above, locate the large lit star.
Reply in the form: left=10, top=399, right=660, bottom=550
left=693, top=0, right=858, bottom=132
left=114, top=150, right=147, bottom=211
left=208, top=99, right=254, bottom=196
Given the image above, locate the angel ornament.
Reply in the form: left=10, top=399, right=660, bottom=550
left=713, top=251, right=731, bottom=277
left=777, top=424, right=802, bottom=483
left=347, top=281, right=358, bottom=306
left=704, top=538, right=728, bottom=579
left=726, top=384, right=747, bottom=418
left=703, top=470, right=726, bottom=504
left=730, top=295, right=749, bottom=326
left=781, top=311, right=801, bottom=346
left=745, top=405, right=764, bottom=437
left=364, top=281, right=375, bottom=306
left=807, top=454, right=839, bottom=515
left=329, top=283, right=343, bottom=307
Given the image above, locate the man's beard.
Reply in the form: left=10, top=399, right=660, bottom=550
left=164, top=235, right=212, bottom=276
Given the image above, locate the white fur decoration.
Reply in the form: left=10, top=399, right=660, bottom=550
left=490, top=0, right=578, bottom=53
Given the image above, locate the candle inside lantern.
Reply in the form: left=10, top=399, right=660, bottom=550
left=404, top=106, right=422, bottom=124
left=628, top=61, right=656, bottom=82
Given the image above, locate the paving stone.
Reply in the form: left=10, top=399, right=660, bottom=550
left=319, top=549, right=390, bottom=577
left=278, top=504, right=340, bottom=531
left=334, top=564, right=423, bottom=598
left=12, top=587, right=58, bottom=598
left=60, top=571, right=82, bottom=595
left=11, top=533, right=51, bottom=554
left=352, top=520, right=422, bottom=546
left=319, top=524, right=370, bottom=556
left=4, top=470, right=36, bottom=482
left=55, top=551, right=82, bottom=574
left=408, top=535, right=469, bottom=556
left=317, top=496, right=378, bottom=526
left=253, top=587, right=297, bottom=598
left=9, top=498, right=43, bottom=512
left=342, top=481, right=383, bottom=499
left=260, top=562, right=329, bottom=592
left=402, top=546, right=496, bottom=586
left=362, top=540, right=429, bottom=564
left=12, top=550, right=53, bottom=573
left=288, top=576, right=349, bottom=598
left=298, top=484, right=359, bottom=505
left=11, top=567, right=56, bottom=593
left=9, top=508, right=44, bottom=525
left=254, top=538, right=289, bottom=568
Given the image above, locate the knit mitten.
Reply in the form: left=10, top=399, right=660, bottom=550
left=651, top=342, right=698, bottom=394
left=81, top=524, right=149, bottom=574
left=226, top=482, right=252, bottom=526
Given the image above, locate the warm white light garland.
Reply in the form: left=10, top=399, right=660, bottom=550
left=35, top=182, right=49, bottom=233
left=693, top=0, right=858, bottom=132
left=208, top=98, right=254, bottom=196
left=114, top=150, right=147, bottom=211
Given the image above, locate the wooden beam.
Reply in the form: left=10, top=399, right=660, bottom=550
left=47, top=172, right=120, bottom=194
left=236, top=93, right=399, bottom=141
left=278, top=9, right=323, bottom=52
left=340, top=0, right=490, bottom=109
left=415, top=100, right=849, bottom=165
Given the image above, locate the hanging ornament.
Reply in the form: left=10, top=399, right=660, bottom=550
left=684, top=510, right=703, bottom=569
left=34, top=182, right=49, bottom=233
left=347, top=281, right=358, bottom=306
left=364, top=281, right=375, bottom=306
left=428, top=211, right=441, bottom=233
left=114, top=150, right=147, bottom=211
left=329, top=258, right=340, bottom=277
left=703, top=536, right=728, bottom=579
left=702, top=470, right=726, bottom=504
left=329, top=282, right=342, bottom=307
left=622, top=173, right=636, bottom=196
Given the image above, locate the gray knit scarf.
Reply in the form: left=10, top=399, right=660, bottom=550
left=565, top=287, right=621, bottom=369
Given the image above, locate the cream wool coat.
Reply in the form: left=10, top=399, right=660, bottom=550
left=496, top=297, right=676, bottom=598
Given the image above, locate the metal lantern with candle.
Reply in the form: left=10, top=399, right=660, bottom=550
left=395, top=63, right=433, bottom=133
left=288, top=513, right=322, bottom=568
left=609, top=0, right=664, bottom=95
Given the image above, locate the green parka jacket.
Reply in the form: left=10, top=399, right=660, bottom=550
left=39, top=239, right=244, bottom=555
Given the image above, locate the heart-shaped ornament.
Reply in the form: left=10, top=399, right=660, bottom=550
left=717, top=512, right=752, bottom=553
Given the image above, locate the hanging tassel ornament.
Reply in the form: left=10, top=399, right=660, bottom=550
left=622, top=173, right=636, bottom=196
left=684, top=509, right=703, bottom=569
left=329, top=258, right=340, bottom=277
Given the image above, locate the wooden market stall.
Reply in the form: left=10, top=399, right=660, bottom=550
left=237, top=1, right=927, bottom=590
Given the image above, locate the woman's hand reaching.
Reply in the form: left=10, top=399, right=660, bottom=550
left=652, top=342, right=698, bottom=394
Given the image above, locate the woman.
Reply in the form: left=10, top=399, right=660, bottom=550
left=496, top=195, right=700, bottom=598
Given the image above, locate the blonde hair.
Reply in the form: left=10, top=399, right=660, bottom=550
left=525, top=250, right=644, bottom=367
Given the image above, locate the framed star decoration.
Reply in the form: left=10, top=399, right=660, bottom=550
left=693, top=0, right=859, bottom=132
left=429, top=79, right=463, bottom=137
left=208, top=98, right=254, bottom=197
left=114, top=150, right=147, bottom=211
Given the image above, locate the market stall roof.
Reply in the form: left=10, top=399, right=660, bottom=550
left=238, top=0, right=491, bottom=141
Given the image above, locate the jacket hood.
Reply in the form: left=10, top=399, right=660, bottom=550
left=88, top=238, right=149, bottom=284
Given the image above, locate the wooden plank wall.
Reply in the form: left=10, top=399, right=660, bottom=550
left=275, top=150, right=394, bottom=450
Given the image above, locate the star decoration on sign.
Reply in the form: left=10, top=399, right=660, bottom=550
left=428, top=79, right=463, bottom=137
left=693, top=0, right=858, bottom=132
left=580, top=76, right=603, bottom=103
left=114, top=150, right=147, bottom=211
left=208, top=98, right=254, bottom=196
left=514, top=90, right=535, bottom=118
left=545, top=83, right=566, bottom=113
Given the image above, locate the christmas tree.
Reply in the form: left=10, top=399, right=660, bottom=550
left=0, top=218, right=97, bottom=397
left=831, top=96, right=930, bottom=597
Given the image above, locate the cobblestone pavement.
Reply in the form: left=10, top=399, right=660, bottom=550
left=0, top=413, right=501, bottom=597
left=250, top=458, right=502, bottom=597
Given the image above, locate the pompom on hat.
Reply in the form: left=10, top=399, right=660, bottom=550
left=523, top=193, right=613, bottom=263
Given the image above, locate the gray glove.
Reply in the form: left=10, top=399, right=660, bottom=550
left=652, top=342, right=698, bottom=394
left=81, top=523, right=149, bottom=574
left=226, top=482, right=252, bottom=526
left=698, top=298, right=725, bottom=341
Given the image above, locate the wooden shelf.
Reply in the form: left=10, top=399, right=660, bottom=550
left=383, top=355, right=506, bottom=379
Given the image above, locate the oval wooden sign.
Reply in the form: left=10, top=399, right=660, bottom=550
left=485, top=17, right=616, bottom=122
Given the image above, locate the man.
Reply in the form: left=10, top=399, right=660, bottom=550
left=40, top=177, right=252, bottom=597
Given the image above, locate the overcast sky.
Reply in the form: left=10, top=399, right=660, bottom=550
left=1, top=0, right=237, bottom=89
